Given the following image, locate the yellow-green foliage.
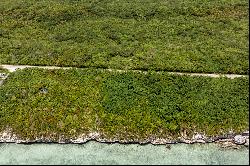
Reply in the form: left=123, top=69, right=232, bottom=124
left=0, top=67, right=8, bottom=73
left=0, top=68, right=248, bottom=140
left=0, top=0, right=248, bottom=74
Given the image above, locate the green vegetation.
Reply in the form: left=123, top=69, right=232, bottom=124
left=0, top=0, right=248, bottom=74
left=0, top=68, right=248, bottom=140
left=0, top=68, right=7, bottom=73
left=0, top=67, right=8, bottom=78
left=0, top=0, right=249, bottom=141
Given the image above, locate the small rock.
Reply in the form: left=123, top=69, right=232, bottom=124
left=219, top=141, right=236, bottom=148
left=223, top=141, right=233, bottom=146
left=217, top=139, right=233, bottom=143
left=71, top=137, right=84, bottom=144
left=244, top=139, right=249, bottom=147
left=192, top=133, right=206, bottom=143
left=152, top=138, right=167, bottom=144
left=63, top=139, right=71, bottom=144
left=16, top=140, right=23, bottom=144
left=193, top=133, right=205, bottom=140
left=226, top=131, right=235, bottom=139
left=234, top=135, right=246, bottom=145
left=0, top=73, right=6, bottom=78
left=242, top=131, right=249, bottom=136
left=40, top=87, right=48, bottom=94
left=165, top=144, right=171, bottom=150
left=218, top=135, right=227, bottom=139
left=177, top=138, right=186, bottom=143
left=204, top=137, right=215, bottom=143
left=195, top=140, right=206, bottom=143
left=183, top=140, right=193, bottom=144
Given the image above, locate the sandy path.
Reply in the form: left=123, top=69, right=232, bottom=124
left=0, top=64, right=248, bottom=79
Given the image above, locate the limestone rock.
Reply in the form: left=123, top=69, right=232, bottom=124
left=244, top=139, right=249, bottom=147
left=183, top=140, right=193, bottom=144
left=192, top=133, right=206, bottom=143
left=195, top=139, right=206, bottom=143
left=152, top=138, right=168, bottom=145
left=242, top=131, right=249, bottom=137
left=234, top=135, right=246, bottom=145
left=193, top=133, right=205, bottom=140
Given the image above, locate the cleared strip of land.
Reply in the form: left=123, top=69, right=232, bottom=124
left=0, top=0, right=248, bottom=74
left=0, top=64, right=248, bottom=79
left=0, top=68, right=248, bottom=140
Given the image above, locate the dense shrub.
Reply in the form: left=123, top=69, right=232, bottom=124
left=0, top=0, right=248, bottom=74
left=0, top=68, right=248, bottom=140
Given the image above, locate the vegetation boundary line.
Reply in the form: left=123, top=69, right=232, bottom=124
left=0, top=64, right=248, bottom=79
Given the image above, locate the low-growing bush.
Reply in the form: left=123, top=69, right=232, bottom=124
left=0, top=68, right=248, bottom=140
left=0, top=0, right=248, bottom=74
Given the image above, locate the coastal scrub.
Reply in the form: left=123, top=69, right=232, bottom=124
left=0, top=68, right=248, bottom=140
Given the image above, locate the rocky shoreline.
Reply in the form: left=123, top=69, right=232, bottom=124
left=0, top=129, right=248, bottom=149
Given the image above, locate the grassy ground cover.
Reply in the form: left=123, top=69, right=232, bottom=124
left=0, top=0, right=249, bottom=74
left=0, top=68, right=7, bottom=73
left=0, top=68, right=248, bottom=140
left=0, top=67, right=8, bottom=78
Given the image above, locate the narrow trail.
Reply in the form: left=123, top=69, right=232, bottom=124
left=0, top=64, right=248, bottom=79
